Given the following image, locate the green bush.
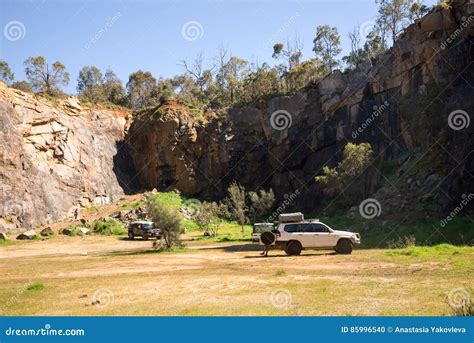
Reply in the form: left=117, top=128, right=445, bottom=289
left=147, top=197, right=183, bottom=249
left=27, top=282, right=45, bottom=291
left=90, top=219, right=125, bottom=235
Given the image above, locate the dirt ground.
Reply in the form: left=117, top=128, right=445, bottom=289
left=1, top=235, right=472, bottom=316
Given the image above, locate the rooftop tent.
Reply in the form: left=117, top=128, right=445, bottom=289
left=278, top=212, right=304, bottom=223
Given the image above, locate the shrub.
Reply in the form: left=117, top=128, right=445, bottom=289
left=195, top=201, right=226, bottom=237
left=147, top=197, right=183, bottom=249
left=315, top=142, right=374, bottom=200
left=226, top=182, right=247, bottom=232
left=90, top=219, right=125, bottom=235
left=274, top=269, right=287, bottom=276
left=27, top=282, right=45, bottom=291
left=387, top=234, right=416, bottom=249
left=248, top=188, right=275, bottom=222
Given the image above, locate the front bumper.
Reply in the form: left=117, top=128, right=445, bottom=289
left=147, top=230, right=161, bottom=237
left=351, top=233, right=361, bottom=245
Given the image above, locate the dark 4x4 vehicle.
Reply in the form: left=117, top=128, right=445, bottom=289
left=128, top=221, right=161, bottom=240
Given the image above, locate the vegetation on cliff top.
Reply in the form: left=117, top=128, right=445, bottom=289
left=0, top=0, right=434, bottom=116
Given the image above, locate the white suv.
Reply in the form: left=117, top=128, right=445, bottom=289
left=258, top=213, right=361, bottom=255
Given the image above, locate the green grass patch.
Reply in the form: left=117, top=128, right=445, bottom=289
left=90, top=219, right=125, bottom=236
left=119, top=200, right=145, bottom=211
left=148, top=192, right=184, bottom=209
left=0, top=239, right=13, bottom=246
left=27, top=282, right=45, bottom=291
left=385, top=244, right=463, bottom=257
left=274, top=269, right=287, bottom=276
left=318, top=215, right=474, bottom=248
left=190, top=222, right=252, bottom=243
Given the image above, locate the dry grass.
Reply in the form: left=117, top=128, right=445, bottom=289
left=0, top=235, right=472, bottom=316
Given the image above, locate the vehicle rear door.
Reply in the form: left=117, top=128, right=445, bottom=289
left=287, top=223, right=313, bottom=247
left=307, top=223, right=333, bottom=247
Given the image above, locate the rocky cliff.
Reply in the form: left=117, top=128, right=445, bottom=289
left=1, top=1, right=473, bottom=232
left=127, top=0, right=474, bottom=216
left=0, top=82, right=131, bottom=230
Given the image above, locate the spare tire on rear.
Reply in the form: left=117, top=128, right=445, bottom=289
left=260, top=231, right=276, bottom=246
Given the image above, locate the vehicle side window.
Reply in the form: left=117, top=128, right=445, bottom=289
left=309, top=224, right=328, bottom=232
left=300, top=224, right=312, bottom=232
left=283, top=224, right=303, bottom=233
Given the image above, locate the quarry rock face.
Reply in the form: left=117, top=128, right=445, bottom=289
left=0, top=1, right=472, bottom=231
left=127, top=0, right=473, bottom=214
left=126, top=103, right=229, bottom=199
left=0, top=83, right=130, bottom=231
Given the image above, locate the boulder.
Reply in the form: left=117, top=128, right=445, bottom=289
left=40, top=227, right=54, bottom=236
left=0, top=232, right=8, bottom=240
left=16, top=230, right=37, bottom=240
left=62, top=228, right=73, bottom=236
left=419, top=8, right=458, bottom=33
left=77, top=227, right=90, bottom=235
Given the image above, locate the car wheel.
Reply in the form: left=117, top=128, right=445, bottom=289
left=336, top=239, right=353, bottom=254
left=128, top=232, right=134, bottom=240
left=286, top=240, right=302, bottom=256
left=142, top=233, right=148, bottom=240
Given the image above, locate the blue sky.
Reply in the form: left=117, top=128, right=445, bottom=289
left=1, top=0, right=436, bottom=94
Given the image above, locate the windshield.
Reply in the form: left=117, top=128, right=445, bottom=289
left=253, top=224, right=273, bottom=233
left=141, top=223, right=154, bottom=229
